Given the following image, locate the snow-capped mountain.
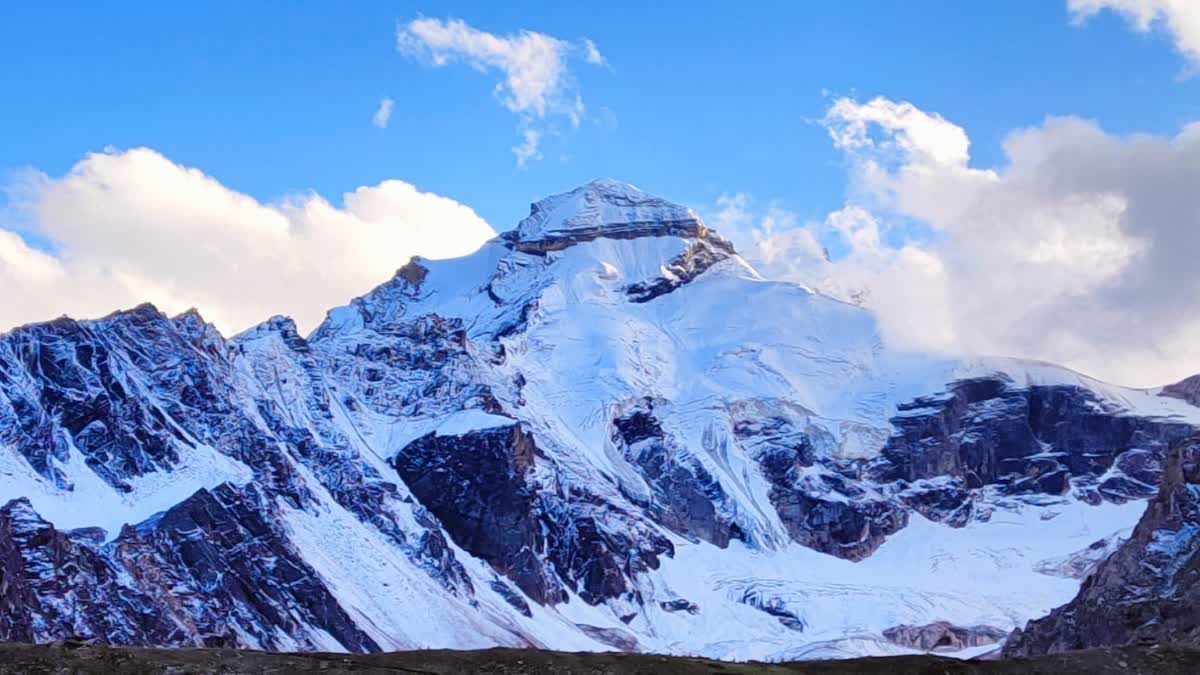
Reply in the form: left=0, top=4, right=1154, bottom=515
left=3, top=179, right=1199, bottom=660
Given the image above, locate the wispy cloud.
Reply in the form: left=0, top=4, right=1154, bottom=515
left=397, top=17, right=605, bottom=165
left=372, top=97, right=395, bottom=128
left=582, top=38, right=605, bottom=66
left=512, top=129, right=542, bottom=168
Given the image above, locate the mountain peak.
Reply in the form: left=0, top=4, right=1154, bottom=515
left=506, top=179, right=705, bottom=252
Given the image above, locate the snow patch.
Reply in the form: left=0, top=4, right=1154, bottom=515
left=434, top=410, right=516, bottom=437
left=0, top=437, right=252, bottom=536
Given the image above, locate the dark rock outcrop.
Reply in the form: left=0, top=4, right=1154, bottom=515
left=0, top=498, right=174, bottom=645
left=612, top=402, right=741, bottom=547
left=728, top=375, right=1194, bottom=560
left=1005, top=435, right=1200, bottom=656
left=883, top=621, right=1007, bottom=652
left=113, top=483, right=379, bottom=652
left=659, top=598, right=699, bottom=614
left=504, top=219, right=710, bottom=255
left=0, top=486, right=383, bottom=651
left=737, top=589, right=805, bottom=631
left=392, top=423, right=561, bottom=605
left=0, top=305, right=219, bottom=490
left=624, top=236, right=736, bottom=303
left=741, top=415, right=907, bottom=560
left=393, top=421, right=674, bottom=607
left=540, top=491, right=673, bottom=605
left=0, top=302, right=488, bottom=650
left=874, top=377, right=1193, bottom=508
left=1162, top=374, right=1200, bottom=408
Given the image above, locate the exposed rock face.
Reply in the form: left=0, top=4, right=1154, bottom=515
left=728, top=375, right=1192, bottom=560
left=737, top=589, right=805, bottom=631
left=540, top=491, right=674, bottom=606
left=1033, top=532, right=1129, bottom=580
left=394, top=420, right=676, bottom=607
left=1005, top=435, right=1200, bottom=656
left=872, top=376, right=1194, bottom=514
left=504, top=220, right=709, bottom=255
left=0, top=484, right=381, bottom=652
left=883, top=621, right=1007, bottom=652
left=624, top=236, right=736, bottom=303
left=503, top=179, right=707, bottom=255
left=732, top=410, right=907, bottom=559
left=0, top=303, right=493, bottom=650
left=392, top=423, right=559, bottom=605
left=659, top=598, right=699, bottom=614
left=612, top=402, right=741, bottom=547
left=0, top=305, right=222, bottom=490
left=1162, top=374, right=1200, bottom=408
left=113, top=484, right=379, bottom=652
left=751, top=430, right=907, bottom=560
left=771, top=487, right=908, bottom=562
left=0, top=498, right=173, bottom=645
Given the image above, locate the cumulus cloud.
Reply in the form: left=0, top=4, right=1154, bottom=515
left=372, top=96, right=395, bottom=128
left=734, top=96, right=1200, bottom=387
left=1069, top=0, right=1200, bottom=65
left=824, top=96, right=971, bottom=167
left=397, top=17, right=603, bottom=164
left=0, top=147, right=496, bottom=336
left=709, top=193, right=828, bottom=286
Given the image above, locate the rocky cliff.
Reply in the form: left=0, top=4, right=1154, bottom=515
left=1005, top=433, right=1200, bottom=655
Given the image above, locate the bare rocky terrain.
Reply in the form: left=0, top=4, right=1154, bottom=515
left=2, top=642, right=1200, bottom=674
left=1005, top=435, right=1200, bottom=656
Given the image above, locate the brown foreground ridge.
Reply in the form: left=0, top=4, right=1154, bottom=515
left=1, top=642, right=1199, bottom=675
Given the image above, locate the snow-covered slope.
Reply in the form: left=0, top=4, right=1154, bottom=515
left=2, top=179, right=1199, bottom=659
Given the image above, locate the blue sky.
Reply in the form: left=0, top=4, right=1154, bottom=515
left=3, top=1, right=1200, bottom=387
left=2, top=1, right=1196, bottom=228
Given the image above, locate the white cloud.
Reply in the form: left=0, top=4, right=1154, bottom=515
left=824, top=96, right=971, bottom=167
left=1069, top=0, right=1200, bottom=65
left=396, top=17, right=603, bottom=164
left=582, top=38, right=605, bottom=66
left=398, top=18, right=568, bottom=118
left=372, top=96, right=395, bottom=128
left=708, top=193, right=828, bottom=287
left=512, top=129, right=542, bottom=167
left=733, top=97, right=1200, bottom=387
left=0, top=147, right=496, bottom=336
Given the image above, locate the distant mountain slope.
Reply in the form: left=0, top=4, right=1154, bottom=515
left=2, top=180, right=1199, bottom=660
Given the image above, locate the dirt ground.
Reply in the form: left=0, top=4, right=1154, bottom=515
left=1, top=641, right=1196, bottom=674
